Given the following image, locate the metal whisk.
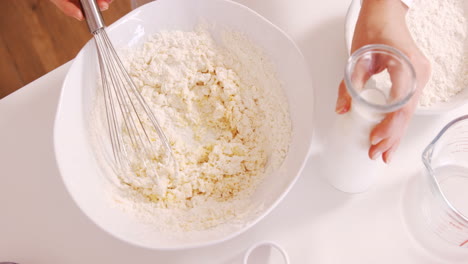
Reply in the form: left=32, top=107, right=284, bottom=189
left=80, top=0, right=178, bottom=188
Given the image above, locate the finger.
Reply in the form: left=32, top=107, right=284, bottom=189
left=336, top=80, right=352, bottom=114
left=97, top=0, right=110, bottom=11
left=368, top=137, right=395, bottom=161
left=369, top=111, right=407, bottom=145
left=387, top=57, right=416, bottom=104
left=369, top=110, right=408, bottom=160
left=352, top=55, right=374, bottom=88
left=50, top=0, right=83, bottom=20
left=340, top=53, right=376, bottom=114
left=370, top=53, right=388, bottom=75
left=382, top=139, right=400, bottom=164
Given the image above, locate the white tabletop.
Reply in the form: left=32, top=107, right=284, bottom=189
left=1, top=0, right=467, bottom=263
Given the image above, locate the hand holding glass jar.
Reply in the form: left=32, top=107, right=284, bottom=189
left=336, top=0, right=431, bottom=163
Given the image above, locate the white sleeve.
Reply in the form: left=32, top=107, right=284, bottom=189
left=401, top=0, right=413, bottom=8
left=360, top=0, right=413, bottom=8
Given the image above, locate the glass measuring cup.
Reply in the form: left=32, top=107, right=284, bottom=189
left=322, top=44, right=416, bottom=193
left=404, top=115, right=468, bottom=258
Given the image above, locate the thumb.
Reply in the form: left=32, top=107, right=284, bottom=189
left=336, top=80, right=352, bottom=114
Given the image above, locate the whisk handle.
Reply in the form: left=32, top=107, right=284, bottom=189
left=80, top=0, right=106, bottom=33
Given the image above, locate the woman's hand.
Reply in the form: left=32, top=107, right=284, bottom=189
left=336, top=0, right=431, bottom=163
left=50, top=0, right=113, bottom=20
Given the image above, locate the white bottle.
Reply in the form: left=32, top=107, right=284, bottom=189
left=323, top=90, right=385, bottom=193
left=321, top=44, right=417, bottom=193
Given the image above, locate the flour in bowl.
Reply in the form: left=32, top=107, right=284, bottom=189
left=406, top=0, right=467, bottom=106
left=92, top=28, right=291, bottom=233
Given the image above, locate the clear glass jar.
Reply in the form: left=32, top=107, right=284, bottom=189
left=322, top=44, right=416, bottom=193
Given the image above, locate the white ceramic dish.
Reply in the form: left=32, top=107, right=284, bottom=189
left=345, top=0, right=468, bottom=115
left=54, top=0, right=314, bottom=250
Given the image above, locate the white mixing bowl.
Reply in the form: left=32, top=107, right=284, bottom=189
left=54, top=0, right=314, bottom=250
left=345, top=0, right=468, bottom=115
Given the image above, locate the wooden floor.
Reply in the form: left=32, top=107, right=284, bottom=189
left=0, top=0, right=132, bottom=99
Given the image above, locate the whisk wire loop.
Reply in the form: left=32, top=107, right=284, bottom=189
left=90, top=25, right=177, bottom=188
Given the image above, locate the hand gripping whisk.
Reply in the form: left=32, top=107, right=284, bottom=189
left=80, top=0, right=178, bottom=191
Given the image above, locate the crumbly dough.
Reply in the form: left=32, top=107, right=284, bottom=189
left=93, top=28, right=291, bottom=232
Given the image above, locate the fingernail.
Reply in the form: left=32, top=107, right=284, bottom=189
left=386, top=155, right=392, bottom=164
left=371, top=151, right=381, bottom=160
left=386, top=151, right=394, bottom=164
left=74, top=11, right=84, bottom=21
left=371, top=137, right=383, bottom=145
left=100, top=2, right=109, bottom=10
left=335, top=100, right=348, bottom=114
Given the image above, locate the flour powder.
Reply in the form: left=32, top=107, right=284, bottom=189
left=407, top=0, right=467, bottom=106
